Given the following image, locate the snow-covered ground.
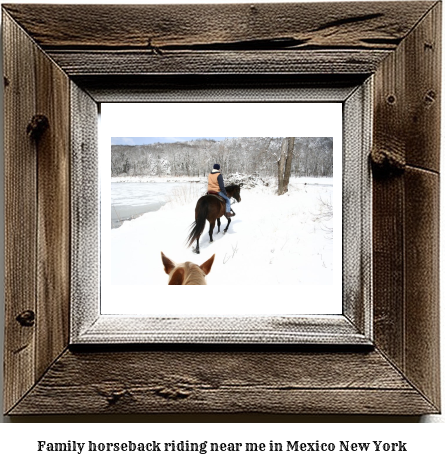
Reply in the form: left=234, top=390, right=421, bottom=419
left=109, top=178, right=335, bottom=287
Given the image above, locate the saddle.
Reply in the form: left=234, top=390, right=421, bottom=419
left=206, top=191, right=225, bottom=204
left=206, top=191, right=236, bottom=217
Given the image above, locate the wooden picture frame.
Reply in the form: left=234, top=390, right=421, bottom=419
left=73, top=86, right=371, bottom=346
left=2, top=2, right=441, bottom=415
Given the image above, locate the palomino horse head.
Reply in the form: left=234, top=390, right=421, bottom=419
left=161, top=252, right=215, bottom=285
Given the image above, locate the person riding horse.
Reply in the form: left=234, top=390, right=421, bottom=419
left=207, top=164, right=235, bottom=218
left=188, top=171, right=241, bottom=253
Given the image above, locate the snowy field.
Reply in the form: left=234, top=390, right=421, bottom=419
left=109, top=178, right=335, bottom=287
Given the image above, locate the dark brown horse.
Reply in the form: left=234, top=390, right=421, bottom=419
left=186, top=184, right=242, bottom=254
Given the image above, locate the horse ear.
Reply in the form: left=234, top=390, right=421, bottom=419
left=168, top=267, right=185, bottom=285
left=200, top=254, right=215, bottom=275
left=161, top=252, right=176, bottom=274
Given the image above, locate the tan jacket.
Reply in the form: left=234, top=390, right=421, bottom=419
left=208, top=172, right=221, bottom=192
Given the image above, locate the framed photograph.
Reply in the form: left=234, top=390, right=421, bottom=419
left=3, top=2, right=440, bottom=415
left=101, top=103, right=344, bottom=314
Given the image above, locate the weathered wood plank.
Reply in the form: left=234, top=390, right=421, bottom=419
left=70, top=83, right=99, bottom=340
left=372, top=178, right=405, bottom=369
left=74, top=315, right=369, bottom=345
left=404, top=168, right=440, bottom=410
left=47, top=50, right=391, bottom=76
left=371, top=3, right=441, bottom=411
left=3, top=2, right=441, bottom=417
left=371, top=2, right=440, bottom=173
left=343, top=81, right=372, bottom=335
left=3, top=12, right=37, bottom=414
left=404, top=2, right=441, bottom=172
left=9, top=349, right=437, bottom=415
left=372, top=48, right=406, bottom=370
left=3, top=2, right=435, bottom=50
left=12, top=387, right=437, bottom=416
left=35, top=44, right=71, bottom=380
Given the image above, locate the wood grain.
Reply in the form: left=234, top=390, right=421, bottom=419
left=372, top=2, right=441, bottom=411
left=35, top=43, right=71, bottom=380
left=372, top=176, right=405, bottom=369
left=404, top=168, right=440, bottom=408
left=3, top=10, right=71, bottom=413
left=404, top=2, right=441, bottom=172
left=2, top=2, right=435, bottom=50
left=70, top=83, right=99, bottom=340
left=343, top=81, right=372, bottom=336
left=47, top=50, right=391, bottom=76
left=3, top=12, right=37, bottom=414
left=9, top=349, right=437, bottom=415
left=2, top=2, right=441, bottom=416
left=371, top=1, right=440, bottom=173
left=4, top=1, right=433, bottom=79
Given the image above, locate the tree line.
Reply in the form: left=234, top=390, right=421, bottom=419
left=111, top=137, right=333, bottom=179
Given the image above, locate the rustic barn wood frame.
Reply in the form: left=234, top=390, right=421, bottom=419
left=3, top=2, right=441, bottom=415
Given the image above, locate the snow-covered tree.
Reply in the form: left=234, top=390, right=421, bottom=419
left=111, top=137, right=332, bottom=180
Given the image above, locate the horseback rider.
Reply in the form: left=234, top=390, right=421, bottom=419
left=208, top=164, right=235, bottom=218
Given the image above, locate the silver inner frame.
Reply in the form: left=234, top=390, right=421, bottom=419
left=70, top=80, right=373, bottom=345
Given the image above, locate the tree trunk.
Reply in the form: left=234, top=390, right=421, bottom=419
left=283, top=137, right=295, bottom=193
left=277, top=138, right=287, bottom=195
left=277, top=137, right=294, bottom=195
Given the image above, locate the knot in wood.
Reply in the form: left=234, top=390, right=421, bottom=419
left=105, top=390, right=128, bottom=405
left=95, top=385, right=130, bottom=405
left=370, top=148, right=405, bottom=178
left=154, top=386, right=191, bottom=400
left=16, top=310, right=35, bottom=327
left=27, top=115, right=49, bottom=140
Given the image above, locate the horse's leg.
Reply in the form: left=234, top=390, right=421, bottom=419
left=209, top=221, right=215, bottom=242
left=216, top=218, right=221, bottom=234
left=224, top=218, right=231, bottom=234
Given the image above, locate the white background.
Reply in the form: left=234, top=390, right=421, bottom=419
left=101, top=102, right=343, bottom=316
left=0, top=0, right=444, bottom=459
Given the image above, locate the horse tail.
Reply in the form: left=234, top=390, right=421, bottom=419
left=186, top=198, right=208, bottom=247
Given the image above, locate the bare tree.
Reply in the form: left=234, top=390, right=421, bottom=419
left=277, top=137, right=295, bottom=195
left=111, top=137, right=331, bottom=179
